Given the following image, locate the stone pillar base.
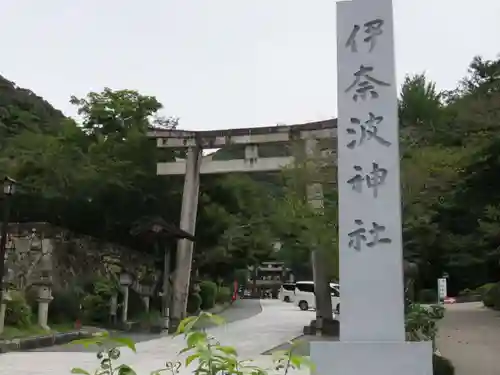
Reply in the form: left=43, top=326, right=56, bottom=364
left=142, top=296, right=150, bottom=312
left=0, top=303, right=6, bottom=334
left=37, top=299, right=52, bottom=331
left=168, top=317, right=179, bottom=334
left=311, top=341, right=433, bottom=375
left=304, top=318, right=339, bottom=337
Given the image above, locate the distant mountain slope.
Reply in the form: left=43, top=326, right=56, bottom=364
left=0, top=75, right=67, bottom=140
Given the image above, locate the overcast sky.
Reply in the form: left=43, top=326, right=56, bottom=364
left=1, top=0, right=499, bottom=130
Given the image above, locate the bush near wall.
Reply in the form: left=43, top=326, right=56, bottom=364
left=81, top=276, right=120, bottom=324
left=5, top=291, right=32, bottom=328
left=199, top=281, right=218, bottom=310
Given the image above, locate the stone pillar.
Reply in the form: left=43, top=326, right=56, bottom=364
left=121, top=285, right=129, bottom=323
left=311, top=1, right=432, bottom=374
left=110, top=293, right=118, bottom=324
left=142, top=296, right=150, bottom=312
left=37, top=285, right=53, bottom=330
left=171, top=146, right=202, bottom=330
left=0, top=290, right=11, bottom=335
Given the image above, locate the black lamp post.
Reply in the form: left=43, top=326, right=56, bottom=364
left=0, top=176, right=16, bottom=303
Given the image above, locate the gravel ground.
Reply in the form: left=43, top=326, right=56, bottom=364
left=265, top=301, right=500, bottom=375
left=437, top=302, right=500, bottom=375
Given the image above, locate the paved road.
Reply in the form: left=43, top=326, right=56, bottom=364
left=437, top=302, right=500, bottom=375
left=33, top=298, right=263, bottom=352
left=0, top=299, right=314, bottom=375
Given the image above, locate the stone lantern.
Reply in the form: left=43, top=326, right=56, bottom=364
left=33, top=239, right=53, bottom=331
left=140, top=284, right=153, bottom=313
left=119, top=270, right=133, bottom=323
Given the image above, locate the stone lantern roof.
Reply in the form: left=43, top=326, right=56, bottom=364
left=130, top=216, right=195, bottom=241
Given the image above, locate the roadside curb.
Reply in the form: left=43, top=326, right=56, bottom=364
left=0, top=329, right=101, bottom=353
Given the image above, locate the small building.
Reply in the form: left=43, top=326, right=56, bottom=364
left=247, top=261, right=293, bottom=298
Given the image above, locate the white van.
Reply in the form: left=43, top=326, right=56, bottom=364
left=279, top=283, right=296, bottom=302
left=294, top=281, right=340, bottom=313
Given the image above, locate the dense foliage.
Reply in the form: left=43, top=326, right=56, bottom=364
left=1, top=53, right=500, bottom=294
left=0, top=83, right=277, bottom=284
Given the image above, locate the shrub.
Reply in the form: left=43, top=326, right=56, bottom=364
left=5, top=291, right=33, bottom=328
left=489, top=282, right=500, bottom=311
left=81, top=276, right=121, bottom=324
left=187, top=293, right=202, bottom=314
left=49, top=288, right=82, bottom=324
left=482, top=283, right=499, bottom=308
left=418, top=288, right=437, bottom=303
left=405, top=304, right=444, bottom=351
left=477, top=283, right=496, bottom=296
left=433, top=354, right=455, bottom=375
left=82, top=294, right=109, bottom=324
left=216, top=286, right=232, bottom=304
left=199, top=280, right=218, bottom=310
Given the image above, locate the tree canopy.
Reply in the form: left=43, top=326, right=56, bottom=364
left=1, top=53, right=500, bottom=293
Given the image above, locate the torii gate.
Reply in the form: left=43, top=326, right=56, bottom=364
left=148, top=119, right=337, bottom=329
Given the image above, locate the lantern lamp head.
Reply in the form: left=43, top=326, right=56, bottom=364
left=3, top=177, right=16, bottom=196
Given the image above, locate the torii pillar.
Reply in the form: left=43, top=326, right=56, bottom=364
left=171, top=145, right=202, bottom=329
left=148, top=121, right=337, bottom=329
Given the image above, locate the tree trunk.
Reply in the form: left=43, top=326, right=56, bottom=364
left=252, top=264, right=258, bottom=297
left=312, top=249, right=333, bottom=335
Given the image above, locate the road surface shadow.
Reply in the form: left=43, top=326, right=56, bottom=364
left=262, top=334, right=338, bottom=356
left=30, top=299, right=262, bottom=353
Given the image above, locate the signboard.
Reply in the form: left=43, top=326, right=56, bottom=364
left=438, top=278, right=448, bottom=301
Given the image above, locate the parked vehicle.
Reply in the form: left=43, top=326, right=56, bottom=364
left=294, top=281, right=340, bottom=313
left=278, top=283, right=296, bottom=302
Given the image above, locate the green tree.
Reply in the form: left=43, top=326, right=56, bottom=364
left=399, top=73, right=443, bottom=130
left=70, top=88, right=177, bottom=137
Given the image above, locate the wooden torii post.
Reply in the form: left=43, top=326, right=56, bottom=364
left=130, top=215, right=195, bottom=331
left=148, top=119, right=337, bottom=331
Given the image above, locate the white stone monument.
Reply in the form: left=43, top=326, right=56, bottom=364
left=311, top=0, right=433, bottom=374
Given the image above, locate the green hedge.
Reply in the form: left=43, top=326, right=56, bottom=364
left=216, top=286, right=232, bottom=304
left=199, top=281, right=218, bottom=310
left=187, top=293, right=202, bottom=314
